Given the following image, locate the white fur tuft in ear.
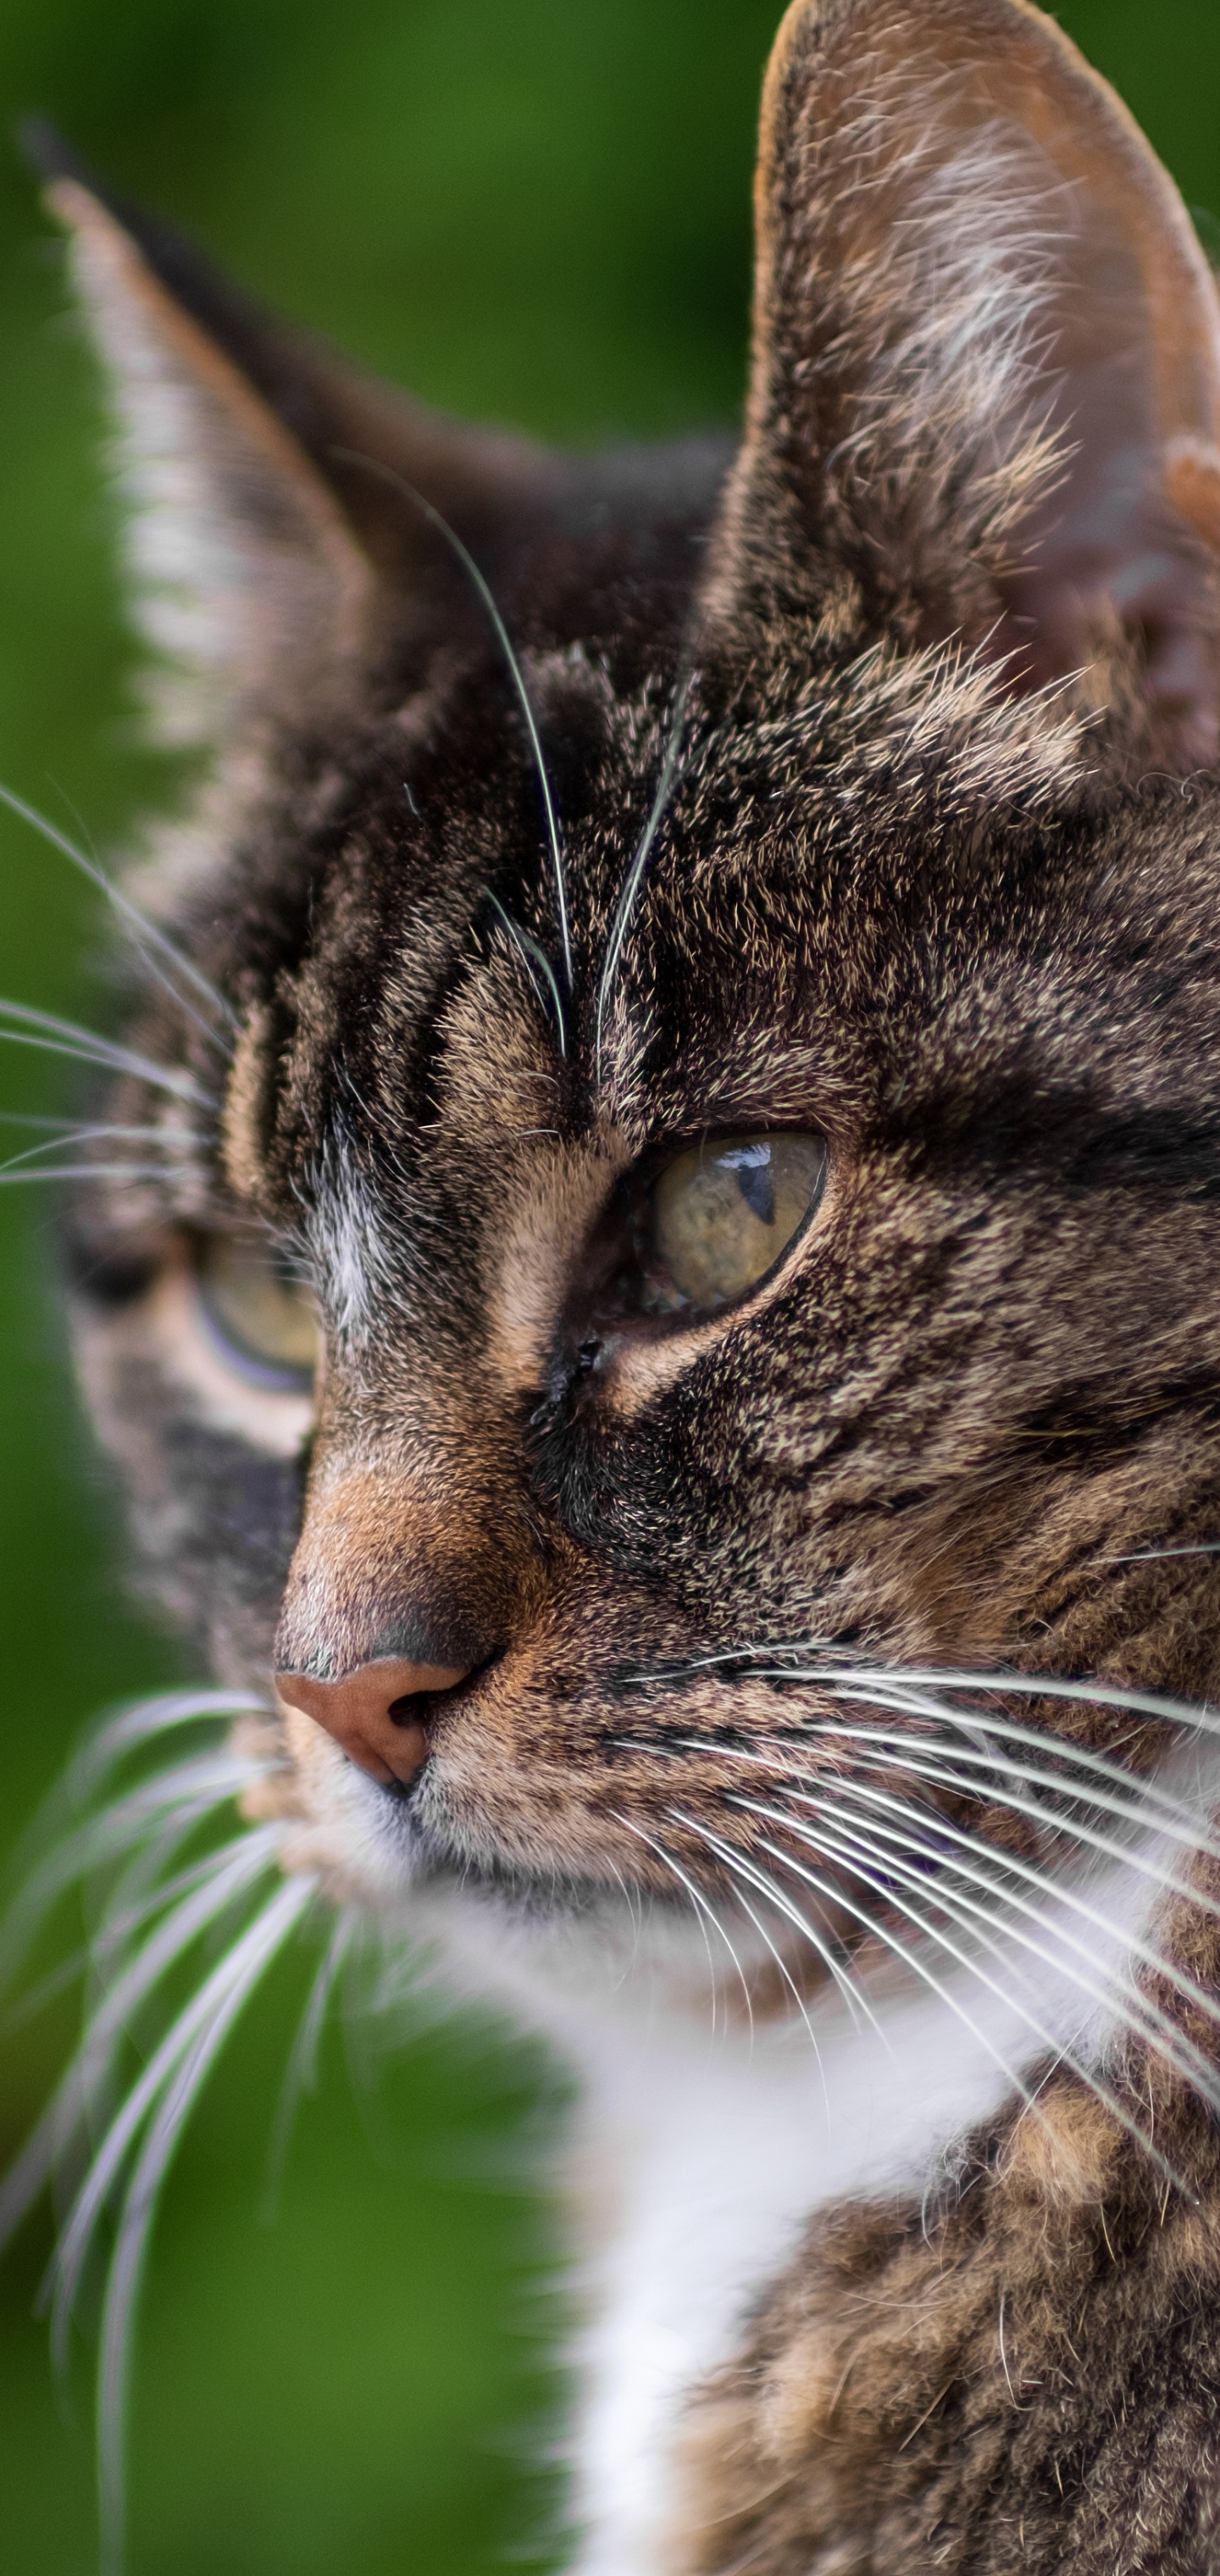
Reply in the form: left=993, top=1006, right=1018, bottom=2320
left=50, top=178, right=373, bottom=745
left=706, top=0, right=1220, bottom=772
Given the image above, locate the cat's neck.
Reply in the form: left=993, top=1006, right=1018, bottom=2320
left=419, top=1818, right=1185, bottom=2576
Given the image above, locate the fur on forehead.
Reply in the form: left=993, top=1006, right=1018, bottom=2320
left=213, top=630, right=1089, bottom=1191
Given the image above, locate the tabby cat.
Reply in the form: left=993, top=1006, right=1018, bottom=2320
left=9, top=0, right=1220, bottom=2568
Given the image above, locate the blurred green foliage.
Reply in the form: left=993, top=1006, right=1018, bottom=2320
left=0, top=3, right=1217, bottom=2569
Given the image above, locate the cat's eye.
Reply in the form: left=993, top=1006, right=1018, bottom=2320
left=589, top=1130, right=828, bottom=1333
left=642, top=1132, right=827, bottom=1313
left=195, top=1235, right=319, bottom=1392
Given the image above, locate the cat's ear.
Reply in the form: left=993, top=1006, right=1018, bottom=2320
left=30, top=133, right=552, bottom=743
left=705, top=0, right=1220, bottom=769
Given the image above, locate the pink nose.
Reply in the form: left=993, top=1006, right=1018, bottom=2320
left=275, top=1656, right=470, bottom=1788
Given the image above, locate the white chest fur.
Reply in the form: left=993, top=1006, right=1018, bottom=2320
left=564, top=1979, right=1025, bottom=2576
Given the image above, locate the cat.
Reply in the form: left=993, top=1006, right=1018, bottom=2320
left=8, top=0, right=1220, bottom=2568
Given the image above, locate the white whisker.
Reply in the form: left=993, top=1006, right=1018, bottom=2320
left=658, top=1652, right=1220, bottom=1855
left=0, top=1110, right=89, bottom=1130
left=0, top=1830, right=281, bottom=2256
left=660, top=1713, right=1195, bottom=1829
left=755, top=1809, right=1194, bottom=2189
left=262, top=1907, right=356, bottom=2219
left=665, top=1802, right=879, bottom=2048
left=595, top=666, right=693, bottom=1085
left=483, top=888, right=568, bottom=1059
left=0, top=1163, right=200, bottom=1188
left=807, top=1684, right=1220, bottom=1899
left=0, top=1673, right=317, bottom=2576
left=737, top=1780, right=1220, bottom=2118
left=90, top=1833, right=278, bottom=1975
left=737, top=1652, right=1220, bottom=1747
left=679, top=1809, right=1039, bottom=2128
left=613, top=1812, right=753, bottom=2040
left=3, top=1827, right=281, bottom=2033
left=329, top=451, right=573, bottom=1007
left=0, top=1752, right=273, bottom=1991
left=65, top=1690, right=269, bottom=1805
left=95, top=1874, right=315, bottom=2576
left=814, top=1671, right=1217, bottom=1788
left=610, top=1737, right=870, bottom=2030
left=668, top=1717, right=1220, bottom=2090
left=0, top=780, right=235, bottom=1044
left=825, top=1703, right=1220, bottom=1848
left=0, top=1124, right=198, bottom=1178
left=0, top=1001, right=210, bottom=1103
left=665, top=1806, right=828, bottom=2061
left=1092, top=1541, right=1220, bottom=1565
left=632, top=1644, right=1220, bottom=1739
left=839, top=1778, right=1220, bottom=2085
left=48, top=1878, right=315, bottom=2369
left=693, top=1723, right=1220, bottom=1924
left=0, top=1118, right=198, bottom=1152
left=80, top=1830, right=285, bottom=2079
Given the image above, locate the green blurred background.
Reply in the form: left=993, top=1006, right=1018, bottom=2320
left=0, top=3, right=1217, bottom=2568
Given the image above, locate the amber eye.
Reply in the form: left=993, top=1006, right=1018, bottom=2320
left=631, top=1131, right=827, bottom=1318
left=195, top=1235, right=319, bottom=1391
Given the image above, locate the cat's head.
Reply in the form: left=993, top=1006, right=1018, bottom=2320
left=42, top=0, right=1220, bottom=1964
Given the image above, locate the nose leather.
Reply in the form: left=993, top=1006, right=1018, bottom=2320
left=275, top=1655, right=469, bottom=1788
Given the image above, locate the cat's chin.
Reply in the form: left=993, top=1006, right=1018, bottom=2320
left=258, top=1709, right=793, bottom=2031
left=394, top=1852, right=796, bottom=2047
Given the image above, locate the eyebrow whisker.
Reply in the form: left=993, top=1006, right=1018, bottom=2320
left=329, top=448, right=573, bottom=1014
left=482, top=886, right=568, bottom=1058
left=595, top=663, right=694, bottom=1086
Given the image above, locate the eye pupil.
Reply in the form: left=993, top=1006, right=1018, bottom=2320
left=728, top=1146, right=776, bottom=1228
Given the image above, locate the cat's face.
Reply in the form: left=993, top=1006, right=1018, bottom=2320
left=47, top=0, right=1220, bottom=1950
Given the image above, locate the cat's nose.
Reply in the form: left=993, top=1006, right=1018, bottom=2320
left=274, top=1656, right=470, bottom=1788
